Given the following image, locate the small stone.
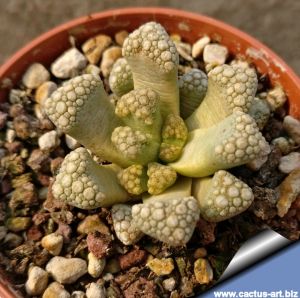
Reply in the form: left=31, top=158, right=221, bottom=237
left=86, top=282, right=106, bottom=298
left=277, top=169, right=300, bottom=217
left=77, top=214, right=110, bottom=235
left=3, top=232, right=23, bottom=248
left=38, top=130, right=60, bottom=151
left=279, top=152, right=300, bottom=174
left=163, top=277, right=176, bottom=292
left=43, top=282, right=70, bottom=298
left=203, top=44, right=228, bottom=68
left=25, top=266, right=49, bottom=296
left=6, top=217, right=31, bottom=232
left=51, top=48, right=87, bottom=79
left=123, top=277, right=156, bottom=298
left=147, top=258, right=174, bottom=276
left=88, top=252, right=106, bottom=278
left=27, top=225, right=43, bottom=241
left=180, top=276, right=194, bottom=297
left=0, top=225, right=7, bottom=241
left=175, top=256, right=191, bottom=277
left=56, top=222, right=72, bottom=243
left=38, top=187, right=49, bottom=200
left=71, top=291, right=86, bottom=298
left=192, top=36, right=210, bottom=58
left=87, top=232, right=112, bottom=259
left=82, top=34, right=112, bottom=64
left=194, top=258, right=213, bottom=284
left=193, top=247, right=207, bottom=259
left=6, top=129, right=16, bottom=143
left=35, top=81, right=58, bottom=105
left=4, top=141, right=23, bottom=154
left=175, top=42, right=193, bottom=61
left=65, top=134, right=80, bottom=150
left=34, top=104, right=47, bottom=121
left=84, top=64, right=101, bottom=75
left=13, top=114, right=40, bottom=139
left=115, top=30, right=129, bottom=46
left=41, top=233, right=64, bottom=256
left=46, top=256, right=87, bottom=284
left=272, top=137, right=295, bottom=155
left=119, top=249, right=147, bottom=270
left=100, top=46, right=122, bottom=77
left=250, top=186, right=278, bottom=220
left=283, top=116, right=300, bottom=144
left=9, top=103, right=25, bottom=118
left=9, top=89, right=29, bottom=104
left=50, top=157, right=64, bottom=175
left=2, top=154, right=26, bottom=175
left=22, top=63, right=50, bottom=89
left=27, top=149, right=50, bottom=172
left=0, top=111, right=8, bottom=129
left=266, top=85, right=287, bottom=111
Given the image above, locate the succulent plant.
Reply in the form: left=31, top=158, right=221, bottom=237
left=192, top=170, right=254, bottom=222
left=179, top=68, right=208, bottom=119
left=44, top=21, right=271, bottom=246
left=185, top=64, right=257, bottom=130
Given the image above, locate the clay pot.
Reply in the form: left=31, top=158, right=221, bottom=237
left=0, top=7, right=299, bottom=297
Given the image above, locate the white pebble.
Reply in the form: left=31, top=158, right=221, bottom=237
left=46, top=256, right=87, bottom=284
left=176, top=42, right=193, bottom=61
left=283, top=116, right=300, bottom=144
left=43, top=282, right=70, bottom=298
left=38, top=130, right=60, bottom=151
left=6, top=129, right=16, bottom=143
left=25, top=266, right=49, bottom=296
left=279, top=152, right=300, bottom=174
left=65, top=134, right=81, bottom=150
left=272, top=137, right=294, bottom=155
left=203, top=44, right=228, bottom=66
left=71, top=291, right=86, bottom=298
left=51, top=48, right=87, bottom=79
left=88, top=252, right=106, bottom=278
left=162, top=277, right=176, bottom=291
left=192, top=36, right=210, bottom=58
left=41, top=233, right=64, bottom=256
left=86, top=283, right=106, bottom=298
left=22, top=63, right=50, bottom=89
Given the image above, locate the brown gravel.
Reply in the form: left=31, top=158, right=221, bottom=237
left=123, top=277, right=158, bottom=298
left=86, top=231, right=113, bottom=258
left=119, top=249, right=148, bottom=270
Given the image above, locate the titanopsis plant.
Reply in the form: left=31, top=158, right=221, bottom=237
left=45, top=22, right=270, bottom=246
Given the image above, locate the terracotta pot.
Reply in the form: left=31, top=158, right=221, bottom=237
left=0, top=7, right=299, bottom=297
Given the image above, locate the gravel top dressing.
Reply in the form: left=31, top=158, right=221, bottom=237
left=0, top=21, right=299, bottom=298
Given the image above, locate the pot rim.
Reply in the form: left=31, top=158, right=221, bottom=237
left=0, top=7, right=299, bottom=298
left=0, top=7, right=299, bottom=84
